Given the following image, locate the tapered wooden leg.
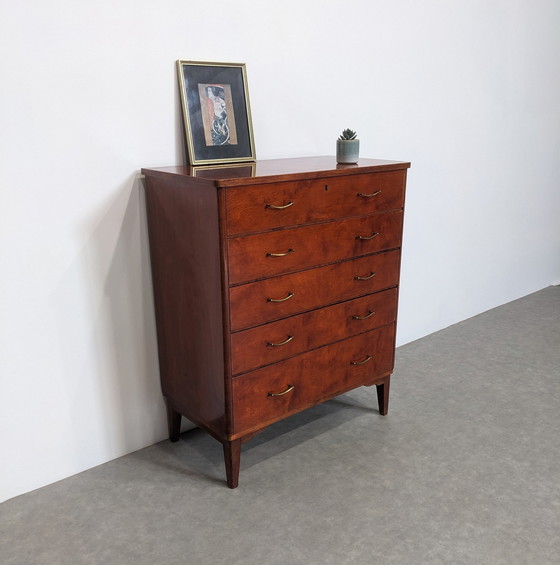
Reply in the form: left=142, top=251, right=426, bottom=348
left=376, top=375, right=390, bottom=416
left=223, top=439, right=242, bottom=489
left=165, top=401, right=182, bottom=442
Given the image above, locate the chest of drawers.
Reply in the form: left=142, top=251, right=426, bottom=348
left=142, top=156, right=410, bottom=488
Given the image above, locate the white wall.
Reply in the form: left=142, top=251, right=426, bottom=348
left=1, top=0, right=559, bottom=501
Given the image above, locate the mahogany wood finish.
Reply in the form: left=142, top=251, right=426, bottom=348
left=231, top=325, right=396, bottom=435
left=225, top=170, right=406, bottom=234
left=229, top=288, right=398, bottom=375
left=228, top=250, right=401, bottom=331
left=227, top=210, right=403, bottom=284
left=142, top=156, right=409, bottom=488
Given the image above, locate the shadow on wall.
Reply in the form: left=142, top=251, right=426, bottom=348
left=49, top=174, right=182, bottom=469
left=104, top=175, right=195, bottom=444
left=99, top=174, right=167, bottom=450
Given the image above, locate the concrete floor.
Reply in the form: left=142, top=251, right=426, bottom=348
left=1, top=286, right=559, bottom=564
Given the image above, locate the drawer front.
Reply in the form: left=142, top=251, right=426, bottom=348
left=225, top=171, right=406, bottom=235
left=230, top=288, right=398, bottom=375
left=228, top=210, right=403, bottom=285
left=232, top=325, right=395, bottom=435
left=229, top=250, right=400, bottom=331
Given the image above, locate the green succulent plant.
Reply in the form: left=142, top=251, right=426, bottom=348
left=339, top=128, right=358, bottom=141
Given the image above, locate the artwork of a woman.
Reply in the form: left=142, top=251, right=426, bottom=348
left=205, top=85, right=230, bottom=145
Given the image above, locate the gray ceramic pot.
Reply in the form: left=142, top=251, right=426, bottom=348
left=336, top=139, right=360, bottom=164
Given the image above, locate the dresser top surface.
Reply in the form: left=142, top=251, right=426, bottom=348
left=141, top=156, right=410, bottom=187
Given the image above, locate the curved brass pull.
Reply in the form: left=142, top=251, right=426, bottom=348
left=266, top=248, right=295, bottom=257
left=357, top=190, right=382, bottom=198
left=354, top=272, right=376, bottom=281
left=352, top=310, right=375, bottom=320
left=267, top=384, right=295, bottom=397
left=266, top=201, right=294, bottom=210
left=351, top=355, right=372, bottom=366
left=356, top=232, right=379, bottom=240
left=267, top=292, right=294, bottom=303
left=267, top=335, right=294, bottom=347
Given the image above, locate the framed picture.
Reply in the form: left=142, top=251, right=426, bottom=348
left=177, top=60, right=256, bottom=166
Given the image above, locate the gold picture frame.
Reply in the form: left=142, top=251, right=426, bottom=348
left=177, top=60, right=256, bottom=166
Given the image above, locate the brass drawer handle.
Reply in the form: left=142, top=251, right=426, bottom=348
left=267, top=335, right=294, bottom=347
left=267, top=384, right=295, bottom=397
left=356, top=232, right=379, bottom=241
left=266, top=201, right=294, bottom=210
left=266, top=248, right=295, bottom=257
left=351, top=355, right=372, bottom=366
left=354, top=272, right=376, bottom=281
left=357, top=190, right=382, bottom=198
left=267, top=292, right=294, bottom=303
left=352, top=310, right=375, bottom=320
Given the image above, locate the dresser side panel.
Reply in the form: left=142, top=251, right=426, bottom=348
left=143, top=174, right=226, bottom=436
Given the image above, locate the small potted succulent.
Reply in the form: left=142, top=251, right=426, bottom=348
left=336, top=128, right=359, bottom=164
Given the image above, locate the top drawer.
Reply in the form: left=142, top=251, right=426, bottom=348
left=225, top=171, right=406, bottom=235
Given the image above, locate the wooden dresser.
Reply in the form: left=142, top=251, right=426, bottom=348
left=141, top=156, right=410, bottom=488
